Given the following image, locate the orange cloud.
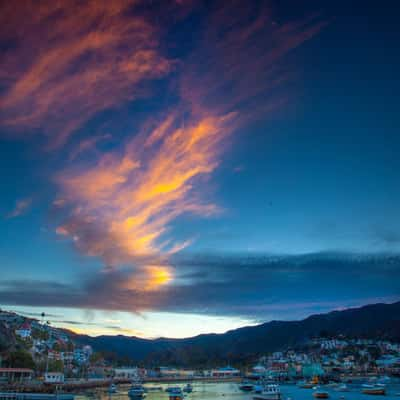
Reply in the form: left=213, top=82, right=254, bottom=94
left=52, top=2, right=324, bottom=294
left=1, top=0, right=325, bottom=298
left=56, top=112, right=235, bottom=273
left=0, top=0, right=171, bottom=147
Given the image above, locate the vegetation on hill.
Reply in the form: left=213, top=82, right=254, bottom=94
left=76, top=301, right=400, bottom=367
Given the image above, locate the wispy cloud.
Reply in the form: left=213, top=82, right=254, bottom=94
left=50, top=2, right=324, bottom=292
left=0, top=1, right=326, bottom=303
left=69, top=134, right=112, bottom=161
left=0, top=0, right=171, bottom=147
left=6, top=197, right=32, bottom=219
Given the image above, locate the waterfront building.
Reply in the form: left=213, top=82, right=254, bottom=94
left=0, top=368, right=34, bottom=383
left=114, top=367, right=139, bottom=380
left=252, top=364, right=267, bottom=377
left=159, top=367, right=195, bottom=378
left=44, top=372, right=65, bottom=384
left=211, top=366, right=240, bottom=377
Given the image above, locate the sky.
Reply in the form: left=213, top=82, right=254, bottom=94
left=0, top=0, right=399, bottom=339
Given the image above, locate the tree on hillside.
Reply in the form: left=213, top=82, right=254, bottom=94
left=8, top=350, right=35, bottom=369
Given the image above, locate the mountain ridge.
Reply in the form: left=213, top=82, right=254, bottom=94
left=73, top=301, right=400, bottom=366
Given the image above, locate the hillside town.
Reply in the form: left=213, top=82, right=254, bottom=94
left=1, top=309, right=399, bottom=388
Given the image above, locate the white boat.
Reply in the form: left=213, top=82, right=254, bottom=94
left=183, top=384, right=193, bottom=393
left=378, top=376, right=390, bottom=384
left=253, top=384, right=281, bottom=400
left=166, top=387, right=182, bottom=393
left=335, top=384, right=349, bottom=392
left=168, top=387, right=184, bottom=400
left=298, top=381, right=314, bottom=389
left=361, top=384, right=385, bottom=395
left=108, top=383, right=118, bottom=394
left=128, top=384, right=146, bottom=399
left=254, top=384, right=263, bottom=394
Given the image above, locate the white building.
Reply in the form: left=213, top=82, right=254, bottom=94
left=210, top=366, right=240, bottom=377
left=159, top=367, right=195, bottom=377
left=15, top=322, right=32, bottom=338
left=44, top=372, right=65, bottom=384
left=73, top=346, right=92, bottom=364
left=114, top=367, right=139, bottom=380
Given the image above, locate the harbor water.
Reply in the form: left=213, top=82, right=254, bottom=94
left=76, top=381, right=400, bottom=400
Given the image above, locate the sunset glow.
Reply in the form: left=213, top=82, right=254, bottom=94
left=1, top=0, right=399, bottom=338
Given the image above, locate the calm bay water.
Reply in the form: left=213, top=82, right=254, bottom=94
left=77, top=381, right=400, bottom=400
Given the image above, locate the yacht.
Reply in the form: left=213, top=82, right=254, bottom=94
left=168, top=387, right=184, bottom=400
left=108, top=383, right=118, bottom=394
left=183, top=384, right=193, bottom=393
left=334, top=384, right=349, bottom=392
left=362, top=384, right=385, bottom=395
left=253, top=384, right=281, bottom=400
left=254, top=384, right=263, bottom=394
left=128, top=383, right=146, bottom=399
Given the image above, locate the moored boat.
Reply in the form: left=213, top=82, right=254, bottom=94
left=253, top=384, right=281, bottom=400
left=334, top=384, right=349, bottom=392
left=362, top=384, right=385, bottom=395
left=298, top=381, right=314, bottom=389
left=183, top=384, right=193, bottom=393
left=254, top=384, right=263, bottom=394
left=128, top=384, right=146, bottom=399
left=108, top=383, right=118, bottom=394
left=239, top=381, right=254, bottom=392
left=313, top=391, right=329, bottom=399
left=168, top=387, right=184, bottom=400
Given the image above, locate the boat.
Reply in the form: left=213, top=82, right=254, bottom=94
left=313, top=390, right=329, bottom=399
left=166, top=387, right=181, bottom=393
left=253, top=384, right=281, bottom=400
left=298, top=381, right=314, bottom=389
left=168, top=387, right=184, bottom=400
left=108, top=383, right=118, bottom=394
left=334, top=384, right=349, bottom=392
left=378, top=376, right=391, bottom=384
left=254, top=384, right=263, bottom=394
left=128, top=384, right=146, bottom=399
left=239, top=381, right=254, bottom=391
left=183, top=384, right=193, bottom=393
left=361, top=384, right=385, bottom=395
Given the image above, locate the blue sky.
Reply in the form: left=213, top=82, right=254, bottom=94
left=0, top=0, right=399, bottom=338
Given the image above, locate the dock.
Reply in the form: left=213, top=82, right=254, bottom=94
left=0, top=394, right=74, bottom=400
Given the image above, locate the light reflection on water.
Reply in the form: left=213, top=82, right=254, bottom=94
left=77, top=381, right=400, bottom=400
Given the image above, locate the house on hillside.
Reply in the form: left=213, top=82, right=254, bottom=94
left=15, top=322, right=32, bottom=338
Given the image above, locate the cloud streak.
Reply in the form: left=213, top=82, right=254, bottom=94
left=0, top=252, right=399, bottom=321
left=0, top=0, right=171, bottom=147
left=6, top=197, right=32, bottom=219
left=50, top=1, right=324, bottom=291
left=0, top=1, right=326, bottom=307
